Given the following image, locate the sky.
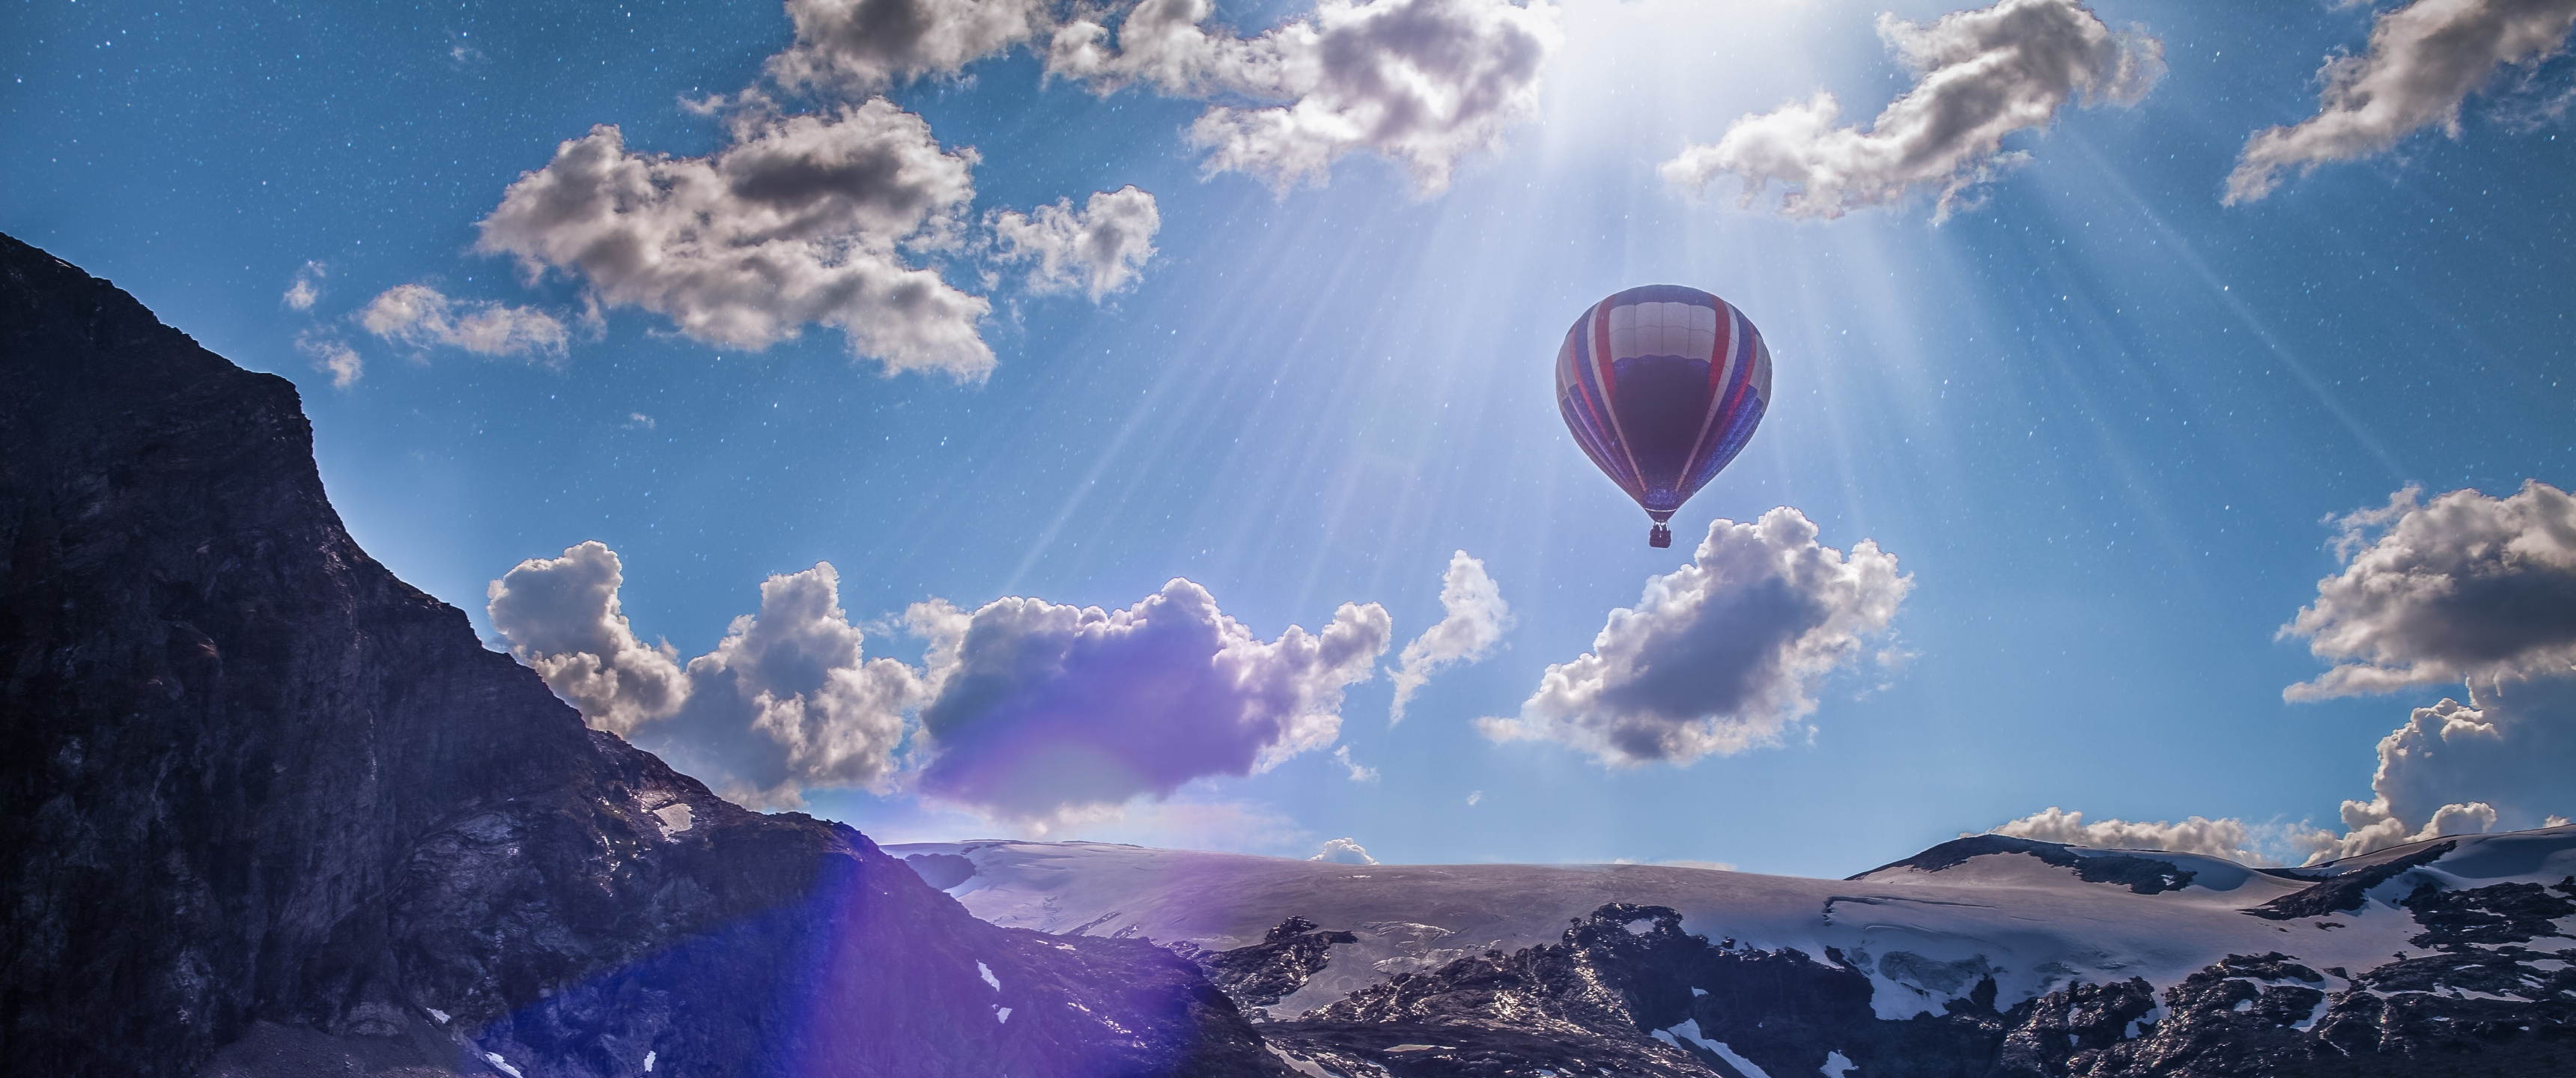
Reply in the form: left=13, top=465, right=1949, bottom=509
left=7, top=0, right=2574, bottom=879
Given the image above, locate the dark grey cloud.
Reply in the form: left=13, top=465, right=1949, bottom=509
left=917, top=579, right=1391, bottom=825
left=2229, top=0, right=2576, bottom=203
left=1481, top=509, right=1908, bottom=766
left=1661, top=0, right=2161, bottom=220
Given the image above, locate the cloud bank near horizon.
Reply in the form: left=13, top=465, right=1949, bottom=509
left=1996, top=482, right=2576, bottom=865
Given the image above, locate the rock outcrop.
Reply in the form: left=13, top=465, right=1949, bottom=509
left=0, top=234, right=1286, bottom=1078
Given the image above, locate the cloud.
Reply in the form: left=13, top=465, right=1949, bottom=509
left=1480, top=508, right=1909, bottom=766
left=2226, top=0, right=2576, bottom=204
left=2011, top=481, right=2576, bottom=865
left=1334, top=744, right=1380, bottom=782
left=916, top=579, right=1391, bottom=824
left=487, top=542, right=691, bottom=736
left=1465, top=789, right=1482, bottom=806
left=359, top=284, right=571, bottom=362
left=296, top=332, right=362, bottom=389
left=284, top=261, right=325, bottom=311
left=2282, top=481, right=2576, bottom=701
left=1047, top=0, right=1561, bottom=193
left=1989, top=807, right=2272, bottom=864
left=1311, top=837, right=1377, bottom=864
left=991, top=185, right=1161, bottom=300
left=1660, top=0, right=2162, bottom=221
left=767, top=0, right=1048, bottom=91
left=477, top=97, right=994, bottom=379
left=2307, top=676, right=2575, bottom=861
left=489, top=544, right=921, bottom=806
left=1389, top=549, right=1511, bottom=723
left=660, top=562, right=926, bottom=806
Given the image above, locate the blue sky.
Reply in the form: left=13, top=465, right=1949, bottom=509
left=8, top=0, right=2573, bottom=877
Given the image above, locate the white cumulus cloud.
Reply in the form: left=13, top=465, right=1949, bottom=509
left=1389, top=549, right=1511, bottom=723
left=1989, top=807, right=2270, bottom=864
left=916, top=579, right=1391, bottom=825
left=991, top=185, right=1161, bottom=299
left=489, top=544, right=921, bottom=807
left=1311, top=837, right=1377, bottom=864
left=2227, top=0, right=2576, bottom=204
left=1480, top=508, right=1909, bottom=766
left=2282, top=481, right=2576, bottom=701
left=477, top=97, right=994, bottom=379
left=767, top=0, right=1049, bottom=91
left=2009, top=481, right=2576, bottom=865
left=487, top=541, right=691, bottom=737
left=359, top=283, right=571, bottom=362
left=2306, top=675, right=2575, bottom=862
left=1048, top=0, right=1561, bottom=193
left=662, top=562, right=927, bottom=806
left=1660, top=0, right=2161, bottom=221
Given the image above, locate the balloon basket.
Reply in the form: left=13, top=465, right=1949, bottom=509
left=1648, top=524, right=1671, bottom=548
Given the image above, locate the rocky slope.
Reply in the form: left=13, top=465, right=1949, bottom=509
left=894, top=830, right=2576, bottom=1077
left=0, top=233, right=1286, bottom=1078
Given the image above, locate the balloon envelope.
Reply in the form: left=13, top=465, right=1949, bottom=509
left=1555, top=284, right=1771, bottom=523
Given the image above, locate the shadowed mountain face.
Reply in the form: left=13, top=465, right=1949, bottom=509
left=0, top=234, right=1286, bottom=1078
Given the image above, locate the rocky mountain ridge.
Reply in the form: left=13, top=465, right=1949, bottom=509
left=0, top=233, right=1285, bottom=1077
left=895, top=830, right=2576, bottom=1076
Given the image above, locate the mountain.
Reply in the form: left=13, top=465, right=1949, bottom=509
left=0, top=233, right=1286, bottom=1078
left=889, top=829, right=2576, bottom=1077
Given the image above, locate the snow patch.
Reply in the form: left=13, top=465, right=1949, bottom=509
left=653, top=803, right=694, bottom=836
left=1821, top=1049, right=1857, bottom=1077
left=483, top=1052, right=524, bottom=1078
left=993, top=1005, right=1012, bottom=1023
left=2292, top=990, right=2333, bottom=1031
left=1268, top=1045, right=1338, bottom=1078
left=643, top=1050, right=656, bottom=1072
left=977, top=960, right=1000, bottom=991
left=1658, top=1019, right=1772, bottom=1078
left=424, top=1007, right=449, bottom=1024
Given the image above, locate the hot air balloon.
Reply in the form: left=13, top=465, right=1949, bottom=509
left=1555, top=285, right=1772, bottom=548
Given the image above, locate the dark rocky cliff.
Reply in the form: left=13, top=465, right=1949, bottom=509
left=0, top=234, right=1287, bottom=1078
